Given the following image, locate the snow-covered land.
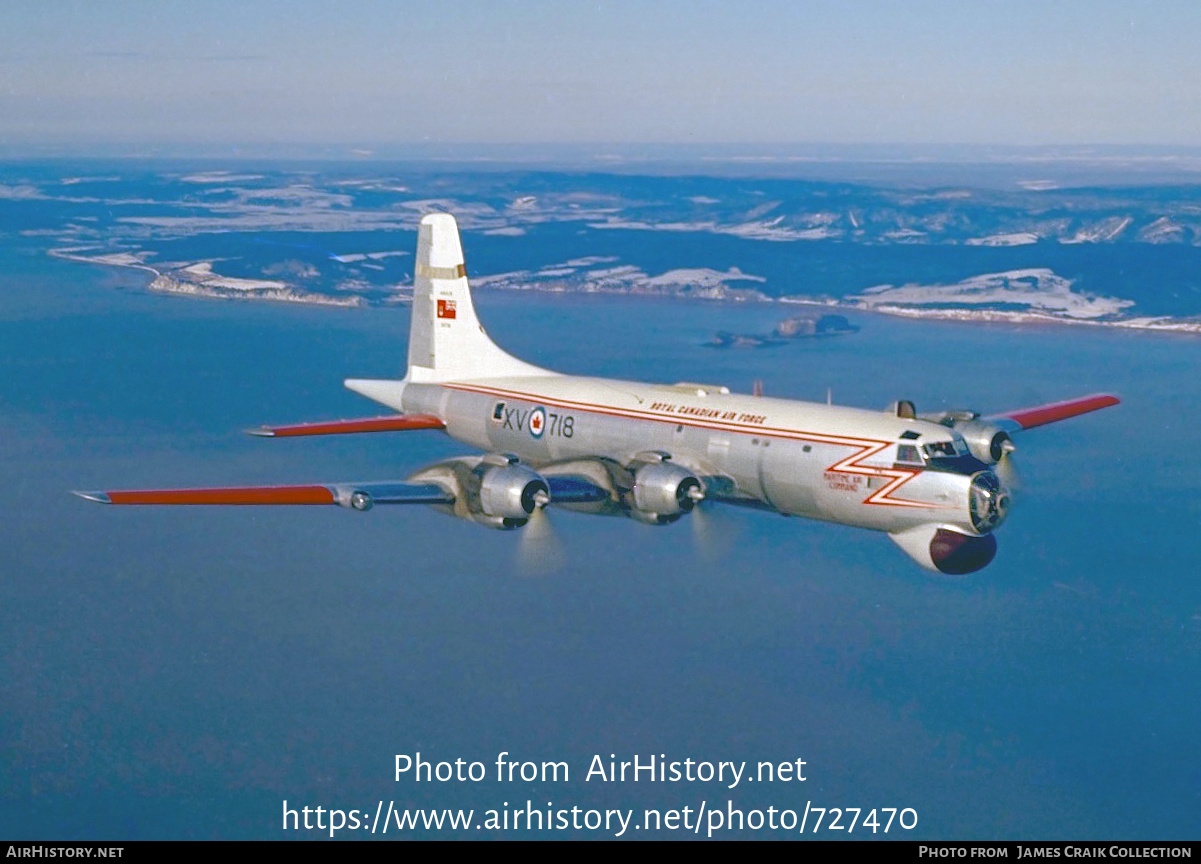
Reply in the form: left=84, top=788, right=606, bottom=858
left=849, top=269, right=1134, bottom=320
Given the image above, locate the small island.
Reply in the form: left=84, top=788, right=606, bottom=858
left=708, top=314, right=860, bottom=348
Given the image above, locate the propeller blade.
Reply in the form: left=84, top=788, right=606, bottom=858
left=994, top=441, right=1021, bottom=490
left=690, top=500, right=739, bottom=562
left=516, top=506, right=565, bottom=576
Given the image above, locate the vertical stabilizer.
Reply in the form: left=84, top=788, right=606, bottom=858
left=405, top=213, right=553, bottom=383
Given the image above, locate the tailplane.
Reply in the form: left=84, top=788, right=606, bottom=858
left=404, top=213, right=553, bottom=383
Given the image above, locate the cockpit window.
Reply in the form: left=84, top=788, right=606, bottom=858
left=923, top=441, right=959, bottom=460
left=912, top=434, right=987, bottom=475
left=896, top=444, right=923, bottom=465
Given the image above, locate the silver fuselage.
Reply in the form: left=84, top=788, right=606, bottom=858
left=396, top=374, right=990, bottom=537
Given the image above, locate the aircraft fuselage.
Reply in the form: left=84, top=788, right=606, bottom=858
left=397, top=375, right=988, bottom=538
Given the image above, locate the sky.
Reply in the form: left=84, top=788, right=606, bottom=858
left=1, top=0, right=1199, bottom=148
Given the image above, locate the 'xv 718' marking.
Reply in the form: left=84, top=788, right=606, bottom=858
left=497, top=405, right=575, bottom=439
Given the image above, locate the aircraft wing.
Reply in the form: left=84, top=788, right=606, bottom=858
left=984, top=393, right=1120, bottom=432
left=246, top=413, right=444, bottom=437
left=74, top=474, right=610, bottom=509
left=544, top=475, right=610, bottom=503
left=74, top=481, right=454, bottom=509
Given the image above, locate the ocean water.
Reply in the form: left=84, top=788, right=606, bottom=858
left=1, top=240, right=1199, bottom=840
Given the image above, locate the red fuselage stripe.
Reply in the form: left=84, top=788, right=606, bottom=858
left=446, top=383, right=877, bottom=446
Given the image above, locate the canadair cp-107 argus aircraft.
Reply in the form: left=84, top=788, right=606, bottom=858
left=77, top=213, right=1120, bottom=574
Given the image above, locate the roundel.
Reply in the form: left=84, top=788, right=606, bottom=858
left=529, top=407, right=546, bottom=438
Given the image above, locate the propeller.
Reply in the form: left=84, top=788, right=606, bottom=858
left=690, top=498, right=740, bottom=562
left=515, top=503, right=565, bottom=576
left=994, top=439, right=1020, bottom=490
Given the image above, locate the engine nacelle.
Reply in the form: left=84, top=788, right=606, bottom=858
left=889, top=524, right=998, bottom=574
left=476, top=463, right=550, bottom=520
left=631, top=460, right=703, bottom=518
left=405, top=455, right=550, bottom=530
left=950, top=419, right=1013, bottom=464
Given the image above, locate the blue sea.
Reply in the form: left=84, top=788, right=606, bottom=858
left=2, top=180, right=1200, bottom=840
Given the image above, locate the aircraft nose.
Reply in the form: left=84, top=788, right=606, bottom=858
left=969, top=470, right=1010, bottom=533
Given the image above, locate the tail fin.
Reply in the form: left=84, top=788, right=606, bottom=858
left=404, top=213, right=553, bottom=383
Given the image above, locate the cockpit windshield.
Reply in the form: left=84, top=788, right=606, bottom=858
left=924, top=437, right=970, bottom=459
left=923, top=440, right=957, bottom=459
left=896, top=436, right=980, bottom=473
left=914, top=435, right=984, bottom=474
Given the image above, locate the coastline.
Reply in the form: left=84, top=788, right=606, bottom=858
left=48, top=247, right=365, bottom=308
left=49, top=246, right=1201, bottom=334
left=777, top=295, right=1201, bottom=334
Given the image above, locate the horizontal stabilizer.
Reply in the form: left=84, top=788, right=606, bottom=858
left=986, top=393, right=1119, bottom=431
left=247, top=413, right=444, bottom=437
left=344, top=378, right=409, bottom=411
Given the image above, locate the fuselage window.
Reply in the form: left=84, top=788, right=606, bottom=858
left=492, top=402, right=505, bottom=421
left=896, top=444, right=923, bottom=465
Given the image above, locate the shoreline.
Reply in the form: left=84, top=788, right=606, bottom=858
left=48, top=247, right=365, bottom=308
left=49, top=246, right=1201, bottom=335
left=776, top=295, right=1201, bottom=334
